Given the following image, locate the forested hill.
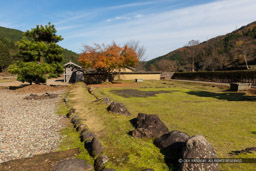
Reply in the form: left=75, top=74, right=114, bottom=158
left=145, top=21, right=256, bottom=72
left=0, top=26, right=79, bottom=71
left=0, top=26, right=23, bottom=42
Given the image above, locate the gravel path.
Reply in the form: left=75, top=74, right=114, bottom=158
left=0, top=89, right=65, bottom=163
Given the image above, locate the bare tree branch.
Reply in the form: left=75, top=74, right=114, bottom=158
left=126, top=40, right=147, bottom=61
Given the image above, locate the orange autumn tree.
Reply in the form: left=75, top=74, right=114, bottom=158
left=78, top=42, right=138, bottom=82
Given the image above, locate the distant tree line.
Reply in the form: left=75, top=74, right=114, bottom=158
left=145, top=21, right=256, bottom=72
left=0, top=36, right=19, bottom=72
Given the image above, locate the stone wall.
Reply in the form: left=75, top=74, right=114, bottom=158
left=112, top=72, right=161, bottom=81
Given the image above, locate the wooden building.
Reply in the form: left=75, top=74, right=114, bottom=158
left=64, top=61, right=84, bottom=83
left=64, top=62, right=161, bottom=84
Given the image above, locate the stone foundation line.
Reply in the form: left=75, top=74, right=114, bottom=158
left=60, top=86, right=115, bottom=171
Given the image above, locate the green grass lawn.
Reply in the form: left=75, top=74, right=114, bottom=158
left=91, top=80, right=256, bottom=171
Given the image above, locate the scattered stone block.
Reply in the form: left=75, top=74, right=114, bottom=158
left=132, top=113, right=169, bottom=138
left=94, top=97, right=111, bottom=104
left=135, top=79, right=143, bottom=82
left=81, top=132, right=96, bottom=142
left=102, top=97, right=111, bottom=104
left=24, top=93, right=58, bottom=100
left=54, top=159, right=93, bottom=171
left=76, top=124, right=86, bottom=132
left=230, top=83, right=251, bottom=91
left=88, top=87, right=95, bottom=94
left=84, top=139, right=93, bottom=153
left=107, top=102, right=131, bottom=116
left=180, top=135, right=219, bottom=171
left=94, top=155, right=108, bottom=171
left=91, top=138, right=104, bottom=157
left=154, top=130, right=190, bottom=157
left=80, top=128, right=89, bottom=135
left=67, top=108, right=76, bottom=118
left=73, top=119, right=82, bottom=128
left=71, top=116, right=79, bottom=124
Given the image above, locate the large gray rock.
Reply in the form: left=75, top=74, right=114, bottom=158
left=154, top=130, right=190, bottom=157
left=94, top=155, right=108, bottom=171
left=81, top=132, right=96, bottom=142
left=88, top=87, right=95, bottom=94
left=24, top=93, right=58, bottom=100
left=180, top=135, right=219, bottom=171
left=132, top=113, right=169, bottom=138
left=67, top=108, right=76, bottom=118
left=107, top=102, right=131, bottom=116
left=91, top=138, right=104, bottom=157
left=84, top=139, right=93, bottom=152
left=54, top=159, right=93, bottom=171
left=80, top=128, right=89, bottom=135
left=73, top=119, right=82, bottom=128
left=76, top=124, right=86, bottom=132
left=102, top=97, right=112, bottom=104
left=71, top=116, right=80, bottom=124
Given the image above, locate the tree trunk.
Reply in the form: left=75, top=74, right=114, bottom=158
left=192, top=55, right=195, bottom=72
left=192, top=50, right=195, bottom=72
left=118, top=68, right=121, bottom=80
left=243, top=52, right=249, bottom=70
left=105, top=71, right=109, bottom=82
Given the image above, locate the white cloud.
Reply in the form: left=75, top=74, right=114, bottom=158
left=56, top=24, right=84, bottom=31
left=60, top=0, right=256, bottom=60
left=135, top=14, right=143, bottom=18
left=53, top=0, right=165, bottom=26
left=106, top=0, right=171, bottom=10
left=54, top=12, right=94, bottom=25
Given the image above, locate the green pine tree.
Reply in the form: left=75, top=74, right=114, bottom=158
left=8, top=23, right=64, bottom=84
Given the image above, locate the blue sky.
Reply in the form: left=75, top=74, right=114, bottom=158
left=1, top=0, right=256, bottom=60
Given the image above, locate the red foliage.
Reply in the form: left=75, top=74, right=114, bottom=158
left=78, top=42, right=138, bottom=72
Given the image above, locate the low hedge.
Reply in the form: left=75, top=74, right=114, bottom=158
left=172, top=71, right=256, bottom=84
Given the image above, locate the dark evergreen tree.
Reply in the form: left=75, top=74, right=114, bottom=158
left=8, top=23, right=64, bottom=84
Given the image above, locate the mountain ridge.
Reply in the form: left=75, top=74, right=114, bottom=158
left=145, top=21, right=256, bottom=72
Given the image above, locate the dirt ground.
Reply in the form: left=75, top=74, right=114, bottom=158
left=13, top=84, right=68, bottom=93
left=246, top=88, right=256, bottom=95
left=0, top=148, right=79, bottom=171
left=87, top=81, right=139, bottom=88
left=0, top=76, right=69, bottom=88
left=110, top=89, right=175, bottom=98
left=0, top=76, right=69, bottom=93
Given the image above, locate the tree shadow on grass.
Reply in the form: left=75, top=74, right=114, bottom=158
left=187, top=91, right=256, bottom=101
